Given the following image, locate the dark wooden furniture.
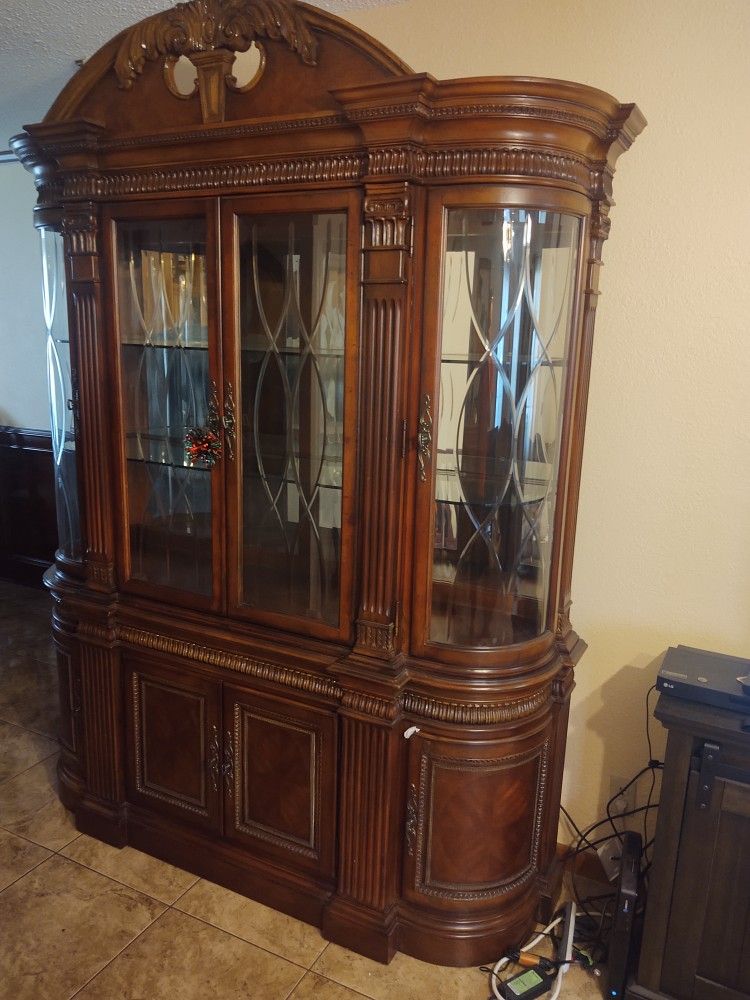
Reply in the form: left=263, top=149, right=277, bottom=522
left=0, top=426, right=57, bottom=586
left=11, top=0, right=644, bottom=966
left=628, top=695, right=750, bottom=1000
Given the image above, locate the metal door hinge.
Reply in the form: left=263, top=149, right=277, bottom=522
left=400, top=418, right=408, bottom=460
left=696, top=741, right=720, bottom=810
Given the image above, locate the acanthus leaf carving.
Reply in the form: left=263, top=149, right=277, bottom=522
left=114, top=0, right=317, bottom=91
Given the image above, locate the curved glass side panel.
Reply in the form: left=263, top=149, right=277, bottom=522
left=40, top=228, right=82, bottom=561
left=429, top=208, right=581, bottom=647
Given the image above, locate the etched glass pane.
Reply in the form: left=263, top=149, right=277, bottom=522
left=430, top=208, right=580, bottom=646
left=238, top=213, right=346, bottom=626
left=116, top=218, right=212, bottom=595
left=40, top=228, right=82, bottom=560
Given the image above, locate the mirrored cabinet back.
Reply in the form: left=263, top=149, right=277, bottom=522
left=11, top=0, right=644, bottom=966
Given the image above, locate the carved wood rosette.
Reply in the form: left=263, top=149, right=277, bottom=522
left=62, top=203, right=116, bottom=592
left=354, top=183, right=414, bottom=660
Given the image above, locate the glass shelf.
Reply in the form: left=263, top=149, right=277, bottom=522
left=117, top=215, right=213, bottom=597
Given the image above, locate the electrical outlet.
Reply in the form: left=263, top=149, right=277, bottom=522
left=597, top=841, right=621, bottom=882
left=609, top=775, right=635, bottom=818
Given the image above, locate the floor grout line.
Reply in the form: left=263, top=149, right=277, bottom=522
left=169, top=874, right=202, bottom=906
left=0, top=713, right=59, bottom=743
left=67, top=903, right=169, bottom=998
left=55, top=851, right=188, bottom=907
left=162, top=902, right=316, bottom=972
left=292, top=968, right=380, bottom=1000
left=0, top=852, right=53, bottom=896
left=0, top=749, right=60, bottom=787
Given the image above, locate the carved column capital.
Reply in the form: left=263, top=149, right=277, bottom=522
left=62, top=203, right=100, bottom=282
left=363, top=182, right=412, bottom=251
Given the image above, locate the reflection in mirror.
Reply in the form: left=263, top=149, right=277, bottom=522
left=430, top=208, right=581, bottom=647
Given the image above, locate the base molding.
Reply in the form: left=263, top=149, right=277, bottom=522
left=65, top=784, right=575, bottom=967
left=397, top=893, right=538, bottom=967
left=322, top=897, right=399, bottom=964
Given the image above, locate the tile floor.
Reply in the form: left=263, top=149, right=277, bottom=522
left=0, top=579, right=604, bottom=1000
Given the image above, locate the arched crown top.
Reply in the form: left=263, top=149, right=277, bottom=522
left=39, top=0, right=411, bottom=130
left=114, top=0, right=318, bottom=90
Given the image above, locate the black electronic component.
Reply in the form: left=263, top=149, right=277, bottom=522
left=658, top=645, right=750, bottom=712
left=498, top=967, right=557, bottom=1000
left=606, top=830, right=642, bottom=1000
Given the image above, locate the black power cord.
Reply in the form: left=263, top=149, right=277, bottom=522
left=558, top=679, right=666, bottom=967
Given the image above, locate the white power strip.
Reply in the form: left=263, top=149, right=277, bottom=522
left=558, top=900, right=577, bottom=972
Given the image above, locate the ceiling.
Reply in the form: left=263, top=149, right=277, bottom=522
left=0, top=0, right=404, bottom=149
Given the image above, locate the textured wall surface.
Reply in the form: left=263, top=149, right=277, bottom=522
left=1, top=0, right=749, bottom=837
left=0, top=162, right=48, bottom=429
left=338, top=0, right=750, bottom=835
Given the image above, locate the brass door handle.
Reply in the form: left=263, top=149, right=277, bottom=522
left=208, top=724, right=220, bottom=792
left=222, top=381, right=236, bottom=461
left=222, top=730, right=234, bottom=795
left=417, top=393, right=432, bottom=483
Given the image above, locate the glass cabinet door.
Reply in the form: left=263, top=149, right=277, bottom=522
left=224, top=195, right=357, bottom=639
left=113, top=207, right=220, bottom=603
left=417, top=200, right=582, bottom=650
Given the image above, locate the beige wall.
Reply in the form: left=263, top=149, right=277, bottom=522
left=2, top=0, right=749, bottom=836
left=0, top=161, right=48, bottom=429
left=342, top=0, right=750, bottom=832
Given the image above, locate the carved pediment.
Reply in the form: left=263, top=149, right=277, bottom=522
left=114, top=0, right=317, bottom=91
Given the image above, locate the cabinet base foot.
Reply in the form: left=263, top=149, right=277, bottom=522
left=59, top=759, right=128, bottom=847
left=322, top=897, right=398, bottom=964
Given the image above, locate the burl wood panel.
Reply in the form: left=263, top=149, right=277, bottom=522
left=406, top=734, right=549, bottom=906
left=126, top=657, right=221, bottom=831
left=226, top=684, right=336, bottom=877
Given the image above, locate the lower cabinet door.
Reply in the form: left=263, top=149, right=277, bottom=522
left=402, top=729, right=550, bottom=909
left=125, top=656, right=222, bottom=832
left=223, top=683, right=336, bottom=878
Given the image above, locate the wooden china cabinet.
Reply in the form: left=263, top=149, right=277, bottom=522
left=12, top=0, right=644, bottom=966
